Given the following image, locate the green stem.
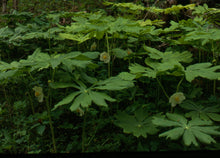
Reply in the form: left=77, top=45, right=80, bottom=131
left=176, top=76, right=184, bottom=92
left=46, top=94, right=57, bottom=153
left=156, top=77, right=169, bottom=101
left=212, top=41, right=216, bottom=96
left=46, top=21, right=56, bottom=152
left=82, top=109, right=87, bottom=153
left=106, top=33, right=111, bottom=78
left=47, top=25, right=57, bottom=151
left=27, top=92, right=35, bottom=114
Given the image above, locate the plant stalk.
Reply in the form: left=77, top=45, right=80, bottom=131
left=106, top=33, right=111, bottom=78
left=176, top=76, right=184, bottom=92
left=46, top=94, right=57, bottom=153
left=156, top=77, right=169, bottom=101
left=212, top=41, right=216, bottom=96
left=82, top=109, right=87, bottom=153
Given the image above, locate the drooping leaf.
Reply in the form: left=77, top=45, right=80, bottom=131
left=185, top=63, right=220, bottom=82
left=143, top=45, right=163, bottom=60
left=69, top=93, right=85, bottom=111
left=95, top=76, right=134, bottom=91
left=118, top=72, right=136, bottom=81
left=143, top=45, right=193, bottom=63
left=159, top=127, right=184, bottom=140
left=59, top=33, right=92, bottom=44
left=49, top=82, right=80, bottom=89
left=129, top=63, right=156, bottom=78
left=52, top=91, right=81, bottom=111
left=89, top=91, right=116, bottom=107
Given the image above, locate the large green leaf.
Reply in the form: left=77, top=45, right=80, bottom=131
left=129, top=46, right=191, bottom=78
left=49, top=82, right=80, bottom=89
left=118, top=72, right=136, bottom=81
left=144, top=58, right=184, bottom=76
left=59, top=33, right=92, bottom=44
left=129, top=63, right=156, bottom=78
left=143, top=45, right=193, bottom=63
left=94, top=76, right=134, bottom=90
left=159, top=127, right=184, bottom=140
left=143, top=45, right=164, bottom=60
left=185, top=63, right=220, bottom=82
left=52, top=75, right=130, bottom=112
left=153, top=113, right=220, bottom=146
left=180, top=100, right=220, bottom=122
left=89, top=91, right=116, bottom=107
left=52, top=91, right=81, bottom=111
left=114, top=108, right=158, bottom=138
left=69, top=93, right=88, bottom=111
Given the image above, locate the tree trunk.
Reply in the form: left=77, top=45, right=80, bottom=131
left=13, top=0, right=19, bottom=10
left=2, top=0, right=7, bottom=13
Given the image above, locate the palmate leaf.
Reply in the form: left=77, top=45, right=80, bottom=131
left=129, top=63, right=157, bottom=78
left=94, top=76, right=134, bottom=91
left=118, top=72, right=136, bottom=81
left=183, top=28, right=220, bottom=45
left=163, top=4, right=195, bottom=14
left=52, top=75, right=133, bottom=112
left=153, top=113, right=220, bottom=146
left=143, top=45, right=193, bottom=63
left=144, top=58, right=185, bottom=76
left=103, top=2, right=145, bottom=11
left=131, top=45, right=192, bottom=78
left=159, top=127, right=184, bottom=140
left=52, top=91, right=81, bottom=111
left=129, top=59, right=184, bottom=78
left=0, top=69, right=18, bottom=81
left=70, top=92, right=92, bottom=111
left=13, top=49, right=99, bottom=72
left=185, top=63, right=220, bottom=82
left=54, top=88, right=116, bottom=112
left=180, top=100, right=220, bottom=122
left=114, top=108, right=158, bottom=138
left=59, top=33, right=92, bottom=44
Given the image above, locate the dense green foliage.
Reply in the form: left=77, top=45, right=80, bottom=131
left=0, top=0, right=220, bottom=153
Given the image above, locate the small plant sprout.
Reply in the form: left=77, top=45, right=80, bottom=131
left=169, top=92, right=185, bottom=108
left=90, top=42, right=97, bottom=51
left=100, top=52, right=110, bottom=63
left=33, top=86, right=44, bottom=103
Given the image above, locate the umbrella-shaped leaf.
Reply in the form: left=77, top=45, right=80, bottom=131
left=118, top=72, right=136, bottom=81
left=180, top=100, right=220, bottom=122
left=52, top=91, right=81, bottom=111
left=95, top=76, right=134, bottom=90
left=115, top=109, right=158, bottom=138
left=129, top=63, right=156, bottom=78
left=183, top=129, right=198, bottom=146
left=89, top=91, right=116, bottom=107
left=159, top=127, right=184, bottom=140
left=185, top=62, right=220, bottom=82
left=153, top=113, right=220, bottom=146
